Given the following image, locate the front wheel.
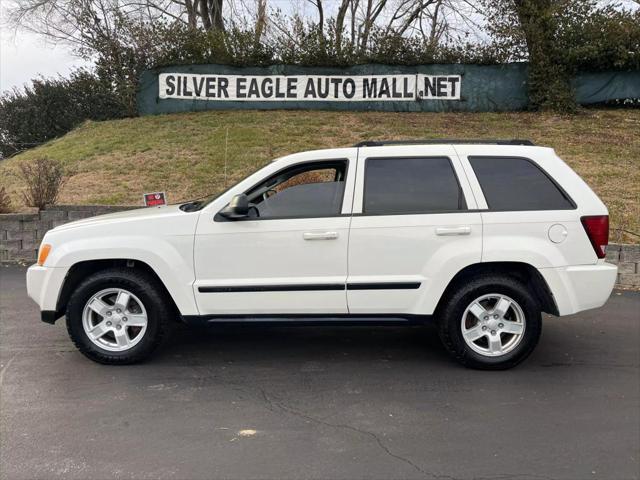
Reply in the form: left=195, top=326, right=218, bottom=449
left=437, top=275, right=542, bottom=370
left=66, top=268, right=172, bottom=364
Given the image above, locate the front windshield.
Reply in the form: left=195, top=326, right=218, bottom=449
left=178, top=162, right=270, bottom=212
left=179, top=191, right=224, bottom=212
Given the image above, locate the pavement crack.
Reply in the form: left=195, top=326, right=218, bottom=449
left=258, top=386, right=279, bottom=413
left=259, top=387, right=457, bottom=480
left=474, top=475, right=556, bottom=480
left=0, top=355, right=16, bottom=387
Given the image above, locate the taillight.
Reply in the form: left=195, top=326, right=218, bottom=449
left=581, top=215, right=609, bottom=259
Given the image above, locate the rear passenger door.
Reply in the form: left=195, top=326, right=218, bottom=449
left=346, top=145, right=482, bottom=315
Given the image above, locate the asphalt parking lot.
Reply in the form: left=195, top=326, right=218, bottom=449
left=1, top=265, right=639, bottom=480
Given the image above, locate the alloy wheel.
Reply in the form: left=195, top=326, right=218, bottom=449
left=460, top=293, right=526, bottom=357
left=81, top=288, right=148, bottom=352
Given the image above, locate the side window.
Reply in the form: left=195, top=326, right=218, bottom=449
left=363, top=157, right=466, bottom=215
left=468, top=156, right=574, bottom=211
left=245, top=161, right=347, bottom=219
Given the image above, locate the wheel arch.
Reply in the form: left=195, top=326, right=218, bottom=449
left=434, top=262, right=559, bottom=317
left=54, top=259, right=182, bottom=323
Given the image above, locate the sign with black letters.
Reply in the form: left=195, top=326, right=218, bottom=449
left=139, top=63, right=640, bottom=114
left=159, top=73, right=461, bottom=102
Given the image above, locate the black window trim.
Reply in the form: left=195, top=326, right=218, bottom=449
left=468, top=155, right=577, bottom=211
left=361, top=155, right=469, bottom=217
left=215, top=158, right=351, bottom=222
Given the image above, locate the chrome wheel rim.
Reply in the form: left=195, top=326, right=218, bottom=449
left=461, top=293, right=526, bottom=357
left=82, top=288, right=148, bottom=352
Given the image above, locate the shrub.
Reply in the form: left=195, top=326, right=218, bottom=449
left=18, top=158, right=67, bottom=210
left=0, top=186, right=11, bottom=213
left=482, top=0, right=640, bottom=111
left=558, top=4, right=640, bottom=72
left=147, top=20, right=505, bottom=69
left=0, top=70, right=127, bottom=158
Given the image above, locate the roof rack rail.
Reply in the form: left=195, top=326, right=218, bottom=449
left=354, top=139, right=535, bottom=147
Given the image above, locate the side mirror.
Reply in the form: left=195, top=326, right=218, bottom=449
left=219, top=194, right=250, bottom=219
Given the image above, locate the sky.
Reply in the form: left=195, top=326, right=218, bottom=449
left=1, top=28, right=88, bottom=93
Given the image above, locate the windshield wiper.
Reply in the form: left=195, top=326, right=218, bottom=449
left=179, top=200, right=203, bottom=212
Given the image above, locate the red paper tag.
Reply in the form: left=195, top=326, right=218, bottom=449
left=143, top=192, right=166, bottom=207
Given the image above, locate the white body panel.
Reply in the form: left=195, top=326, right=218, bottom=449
left=539, top=262, right=618, bottom=315
left=347, top=145, right=482, bottom=314
left=346, top=212, right=482, bottom=314
left=27, top=205, right=200, bottom=315
left=192, top=148, right=357, bottom=314
left=454, top=145, right=607, bottom=269
left=193, top=216, right=351, bottom=314
left=26, top=144, right=616, bottom=321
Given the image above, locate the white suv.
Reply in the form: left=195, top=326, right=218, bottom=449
left=26, top=140, right=617, bottom=369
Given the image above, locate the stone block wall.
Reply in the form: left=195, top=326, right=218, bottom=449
left=0, top=205, right=136, bottom=263
left=606, top=244, right=640, bottom=287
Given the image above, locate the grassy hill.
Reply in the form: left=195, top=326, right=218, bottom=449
left=1, top=109, right=638, bottom=243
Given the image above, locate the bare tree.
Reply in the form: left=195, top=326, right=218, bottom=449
left=6, top=0, right=226, bottom=49
left=7, top=0, right=490, bottom=61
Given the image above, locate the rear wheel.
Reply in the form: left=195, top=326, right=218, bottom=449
left=66, top=268, right=172, bottom=364
left=438, top=275, right=542, bottom=370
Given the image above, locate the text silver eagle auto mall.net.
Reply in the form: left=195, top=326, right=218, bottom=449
left=159, top=73, right=462, bottom=101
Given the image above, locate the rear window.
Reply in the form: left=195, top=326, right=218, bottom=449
left=469, top=156, right=574, bottom=211
left=364, top=157, right=466, bottom=215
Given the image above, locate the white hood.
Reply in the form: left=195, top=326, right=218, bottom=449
left=52, top=205, right=186, bottom=232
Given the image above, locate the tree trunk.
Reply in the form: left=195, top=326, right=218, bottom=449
left=199, top=0, right=212, bottom=30
left=185, top=0, right=198, bottom=29
left=360, top=0, right=387, bottom=51
left=335, top=0, right=350, bottom=53
left=255, top=0, right=267, bottom=44
left=206, top=0, right=224, bottom=32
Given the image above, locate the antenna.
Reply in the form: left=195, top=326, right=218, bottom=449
left=224, top=125, right=229, bottom=187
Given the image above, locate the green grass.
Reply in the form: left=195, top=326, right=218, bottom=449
left=1, top=109, right=638, bottom=243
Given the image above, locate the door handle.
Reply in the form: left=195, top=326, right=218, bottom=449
left=435, top=226, right=471, bottom=236
left=303, top=231, right=339, bottom=240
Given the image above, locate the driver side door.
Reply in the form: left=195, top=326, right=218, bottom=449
left=193, top=152, right=356, bottom=317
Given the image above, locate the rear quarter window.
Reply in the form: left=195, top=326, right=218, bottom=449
left=469, top=156, right=575, bottom=211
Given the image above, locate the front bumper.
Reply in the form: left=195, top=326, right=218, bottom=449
left=539, top=262, right=618, bottom=316
left=26, top=264, right=67, bottom=323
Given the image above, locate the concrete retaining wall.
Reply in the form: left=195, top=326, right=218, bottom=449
left=1, top=205, right=639, bottom=288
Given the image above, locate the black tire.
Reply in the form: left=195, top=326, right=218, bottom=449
left=66, top=268, right=172, bottom=365
left=437, top=274, right=542, bottom=370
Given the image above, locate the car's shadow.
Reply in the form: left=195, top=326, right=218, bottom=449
left=153, top=322, right=453, bottom=367
left=141, top=313, right=606, bottom=372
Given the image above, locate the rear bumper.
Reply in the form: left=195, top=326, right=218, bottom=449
left=26, top=264, right=67, bottom=323
left=539, top=262, right=617, bottom=316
